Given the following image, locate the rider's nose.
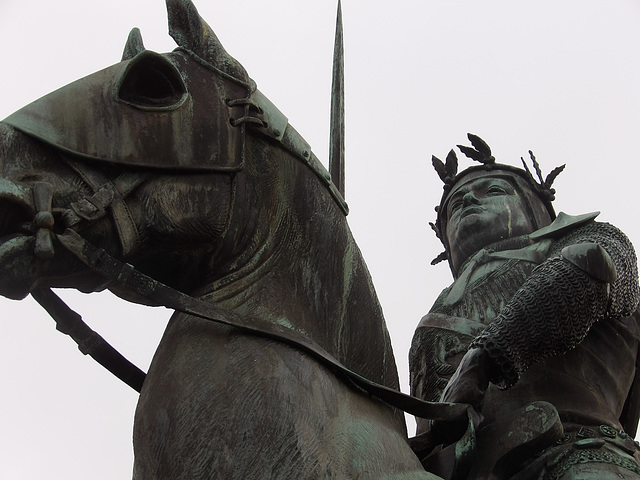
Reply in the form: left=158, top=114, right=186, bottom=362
left=462, top=191, right=479, bottom=206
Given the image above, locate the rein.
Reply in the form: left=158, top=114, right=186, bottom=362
left=25, top=149, right=468, bottom=440
left=33, top=227, right=469, bottom=425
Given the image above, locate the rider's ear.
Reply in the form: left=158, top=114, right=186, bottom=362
left=117, top=50, right=187, bottom=110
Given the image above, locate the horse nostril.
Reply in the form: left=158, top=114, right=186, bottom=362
left=0, top=179, right=33, bottom=238
left=0, top=200, right=32, bottom=238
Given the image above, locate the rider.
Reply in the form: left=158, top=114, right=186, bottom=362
left=410, top=134, right=640, bottom=479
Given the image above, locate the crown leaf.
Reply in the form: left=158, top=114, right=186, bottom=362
left=544, top=164, right=566, bottom=189
left=445, top=149, right=458, bottom=179
left=431, top=251, right=448, bottom=265
left=528, top=150, right=545, bottom=184
left=468, top=133, right=493, bottom=161
left=429, top=221, right=441, bottom=240
left=432, top=155, right=448, bottom=183
left=457, top=144, right=484, bottom=163
left=457, top=133, right=495, bottom=164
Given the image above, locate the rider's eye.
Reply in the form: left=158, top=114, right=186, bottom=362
left=449, top=200, right=462, bottom=214
left=486, top=185, right=507, bottom=196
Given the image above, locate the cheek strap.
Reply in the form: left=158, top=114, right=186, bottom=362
left=60, top=159, right=147, bottom=258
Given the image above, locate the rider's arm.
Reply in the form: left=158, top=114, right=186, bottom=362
left=470, top=222, right=639, bottom=389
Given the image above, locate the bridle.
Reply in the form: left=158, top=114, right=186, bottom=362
left=31, top=164, right=148, bottom=263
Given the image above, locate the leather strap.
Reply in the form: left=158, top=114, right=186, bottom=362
left=52, top=228, right=470, bottom=424
left=31, top=286, right=146, bottom=392
left=63, top=159, right=145, bottom=257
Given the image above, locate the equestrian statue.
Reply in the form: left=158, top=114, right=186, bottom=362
left=1, top=1, right=638, bottom=479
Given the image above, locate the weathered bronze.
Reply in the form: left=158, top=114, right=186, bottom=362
left=0, top=0, right=450, bottom=478
left=330, top=0, right=345, bottom=197
left=4, top=1, right=635, bottom=478
left=410, top=134, right=640, bottom=479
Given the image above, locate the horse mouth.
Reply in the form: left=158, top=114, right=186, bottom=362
left=0, top=177, right=37, bottom=236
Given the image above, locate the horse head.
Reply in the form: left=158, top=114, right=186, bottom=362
left=0, top=1, right=438, bottom=477
left=0, top=0, right=255, bottom=300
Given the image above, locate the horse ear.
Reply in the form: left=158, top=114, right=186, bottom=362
left=166, top=0, right=253, bottom=87
left=122, top=28, right=146, bottom=61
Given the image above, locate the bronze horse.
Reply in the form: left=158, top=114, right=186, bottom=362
left=0, top=0, right=450, bottom=477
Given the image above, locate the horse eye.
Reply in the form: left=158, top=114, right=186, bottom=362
left=117, top=51, right=187, bottom=109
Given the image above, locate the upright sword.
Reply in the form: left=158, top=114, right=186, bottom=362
left=329, top=0, right=345, bottom=198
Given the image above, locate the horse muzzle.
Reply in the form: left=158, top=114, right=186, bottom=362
left=0, top=179, right=58, bottom=253
left=0, top=179, right=61, bottom=298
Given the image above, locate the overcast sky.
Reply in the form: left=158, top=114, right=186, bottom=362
left=1, top=0, right=640, bottom=478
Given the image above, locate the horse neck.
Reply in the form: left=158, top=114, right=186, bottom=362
left=199, top=139, right=400, bottom=389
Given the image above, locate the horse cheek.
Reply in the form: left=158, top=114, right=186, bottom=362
left=138, top=175, right=232, bottom=241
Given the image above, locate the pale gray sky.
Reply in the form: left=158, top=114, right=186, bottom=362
left=1, top=0, right=640, bottom=478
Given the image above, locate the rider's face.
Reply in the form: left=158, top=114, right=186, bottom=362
left=444, top=177, right=535, bottom=273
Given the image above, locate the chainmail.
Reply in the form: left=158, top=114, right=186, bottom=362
left=545, top=445, right=640, bottom=480
left=551, top=222, right=639, bottom=319
left=471, top=222, right=639, bottom=388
